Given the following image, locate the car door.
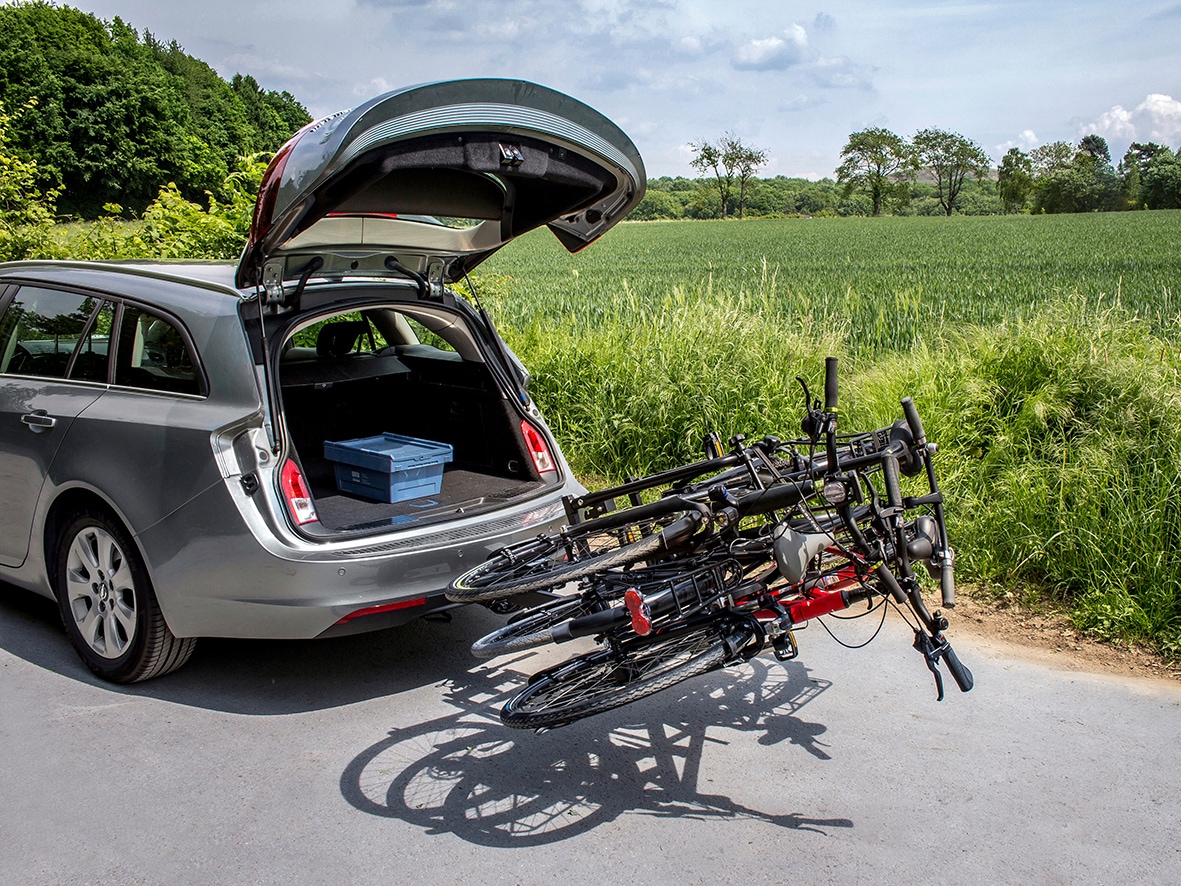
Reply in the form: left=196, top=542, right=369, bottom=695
left=0, top=285, right=112, bottom=567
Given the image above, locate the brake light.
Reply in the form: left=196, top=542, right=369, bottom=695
left=250, top=136, right=298, bottom=243
left=521, top=420, right=557, bottom=475
left=280, top=458, right=318, bottom=525
left=333, top=598, right=427, bottom=625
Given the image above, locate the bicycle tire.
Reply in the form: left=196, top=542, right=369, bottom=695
left=470, top=595, right=598, bottom=660
left=500, top=619, right=758, bottom=730
left=447, top=515, right=696, bottom=603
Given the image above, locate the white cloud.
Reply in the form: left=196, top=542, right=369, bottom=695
left=779, top=94, right=825, bottom=112
left=355, top=77, right=392, bottom=96
left=732, top=24, right=809, bottom=71
left=995, top=129, right=1040, bottom=154
left=811, top=56, right=871, bottom=89
left=1084, top=94, right=1181, bottom=145
left=221, top=52, right=320, bottom=82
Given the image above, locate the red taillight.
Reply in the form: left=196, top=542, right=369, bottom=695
left=250, top=136, right=298, bottom=243
left=333, top=598, right=427, bottom=625
left=624, top=588, right=652, bottom=636
left=280, top=458, right=318, bottom=525
left=521, top=420, right=557, bottom=475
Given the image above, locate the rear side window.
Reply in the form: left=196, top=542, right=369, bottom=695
left=71, top=302, right=115, bottom=383
left=114, top=306, right=202, bottom=396
left=0, top=286, right=104, bottom=379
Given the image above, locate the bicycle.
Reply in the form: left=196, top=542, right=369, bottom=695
left=450, top=358, right=973, bottom=729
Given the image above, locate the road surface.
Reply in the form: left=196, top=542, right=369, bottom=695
left=2, top=584, right=1178, bottom=885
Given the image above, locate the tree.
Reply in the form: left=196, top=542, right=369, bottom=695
left=997, top=147, right=1034, bottom=213
left=1142, top=147, right=1181, bottom=209
left=1029, top=141, right=1074, bottom=176
left=0, top=3, right=310, bottom=216
left=1078, top=133, right=1111, bottom=164
left=0, top=99, right=60, bottom=261
left=727, top=136, right=768, bottom=219
left=835, top=128, right=915, bottom=216
left=689, top=132, right=767, bottom=219
left=912, top=128, right=991, bottom=216
left=1031, top=138, right=1122, bottom=214
left=689, top=139, right=730, bottom=217
left=1120, top=142, right=1167, bottom=209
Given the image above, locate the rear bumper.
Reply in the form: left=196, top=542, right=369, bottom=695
left=136, top=476, right=579, bottom=639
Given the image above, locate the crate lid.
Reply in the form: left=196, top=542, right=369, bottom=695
left=324, top=432, right=454, bottom=472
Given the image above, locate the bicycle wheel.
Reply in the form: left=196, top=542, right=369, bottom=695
left=447, top=513, right=698, bottom=603
left=470, top=594, right=599, bottom=660
left=500, top=618, right=759, bottom=730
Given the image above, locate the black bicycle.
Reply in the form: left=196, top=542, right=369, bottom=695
left=450, top=358, right=973, bottom=729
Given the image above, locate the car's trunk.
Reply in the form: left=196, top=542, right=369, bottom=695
left=279, top=340, right=550, bottom=533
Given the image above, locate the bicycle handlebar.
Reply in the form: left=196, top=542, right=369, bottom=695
left=901, top=396, right=926, bottom=446
left=941, top=563, right=956, bottom=609
left=824, top=356, right=839, bottom=411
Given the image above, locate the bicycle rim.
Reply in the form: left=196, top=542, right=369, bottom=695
left=470, top=595, right=597, bottom=660
left=448, top=525, right=676, bottom=603
left=500, top=619, right=758, bottom=730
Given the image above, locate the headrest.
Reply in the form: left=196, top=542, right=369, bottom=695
left=316, top=320, right=369, bottom=358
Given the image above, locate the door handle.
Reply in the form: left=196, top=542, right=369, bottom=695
left=21, top=410, right=57, bottom=432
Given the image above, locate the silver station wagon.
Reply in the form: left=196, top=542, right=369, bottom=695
left=0, top=79, right=645, bottom=681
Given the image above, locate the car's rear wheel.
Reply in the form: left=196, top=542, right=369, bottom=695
left=55, top=507, right=196, bottom=682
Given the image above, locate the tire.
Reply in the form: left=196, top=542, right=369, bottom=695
left=448, top=514, right=696, bottom=603
left=55, top=507, right=197, bottom=682
left=500, top=618, right=759, bottom=730
left=471, top=594, right=599, bottom=659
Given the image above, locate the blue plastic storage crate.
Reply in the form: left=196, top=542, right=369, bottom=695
left=323, top=433, right=454, bottom=503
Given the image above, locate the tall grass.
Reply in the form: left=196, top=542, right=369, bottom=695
left=480, top=212, right=1181, bottom=656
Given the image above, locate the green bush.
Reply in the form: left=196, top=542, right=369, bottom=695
left=57, top=153, right=267, bottom=260
left=0, top=99, right=60, bottom=261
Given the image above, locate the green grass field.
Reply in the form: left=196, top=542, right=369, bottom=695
left=476, top=211, right=1181, bottom=657
left=484, top=211, right=1181, bottom=352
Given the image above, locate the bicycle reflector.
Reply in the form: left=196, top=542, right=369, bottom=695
left=624, top=588, right=652, bottom=636
left=521, top=420, right=557, bottom=475
left=280, top=458, right=318, bottom=525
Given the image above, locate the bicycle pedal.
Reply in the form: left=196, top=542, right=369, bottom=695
left=772, top=630, right=799, bottom=661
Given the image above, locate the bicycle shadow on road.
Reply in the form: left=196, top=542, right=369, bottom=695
left=341, top=653, right=853, bottom=847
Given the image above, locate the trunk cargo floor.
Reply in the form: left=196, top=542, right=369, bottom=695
left=312, top=468, right=544, bottom=531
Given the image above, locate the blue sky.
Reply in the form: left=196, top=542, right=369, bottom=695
left=64, top=0, right=1181, bottom=179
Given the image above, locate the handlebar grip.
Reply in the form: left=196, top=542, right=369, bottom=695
left=942, top=641, right=974, bottom=693
left=824, top=357, right=838, bottom=411
left=941, top=563, right=956, bottom=608
left=881, top=453, right=903, bottom=508
left=900, top=396, right=926, bottom=445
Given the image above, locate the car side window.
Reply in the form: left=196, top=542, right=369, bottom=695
left=113, top=305, right=202, bottom=396
left=69, top=301, right=115, bottom=383
left=0, top=286, right=103, bottom=379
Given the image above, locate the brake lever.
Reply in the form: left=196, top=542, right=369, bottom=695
left=913, top=630, right=946, bottom=701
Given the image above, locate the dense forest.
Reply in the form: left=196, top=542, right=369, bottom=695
left=0, top=1, right=310, bottom=217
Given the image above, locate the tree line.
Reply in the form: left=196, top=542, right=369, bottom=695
left=639, top=127, right=1181, bottom=220
left=0, top=2, right=310, bottom=217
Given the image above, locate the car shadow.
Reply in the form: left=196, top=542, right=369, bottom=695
left=0, top=580, right=519, bottom=714
left=340, top=652, right=851, bottom=846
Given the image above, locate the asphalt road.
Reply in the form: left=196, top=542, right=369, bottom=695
left=2, top=583, right=1179, bottom=886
